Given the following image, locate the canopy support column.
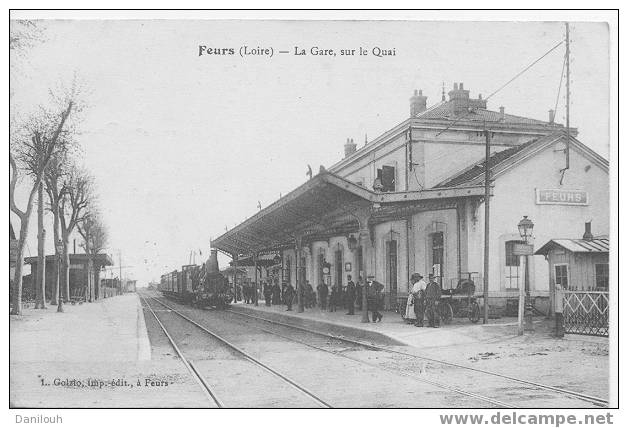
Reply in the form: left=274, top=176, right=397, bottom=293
left=295, top=236, right=304, bottom=313
left=254, top=252, right=259, bottom=306
left=232, top=253, right=238, bottom=303
left=356, top=209, right=373, bottom=323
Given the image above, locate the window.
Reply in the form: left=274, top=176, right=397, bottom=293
left=375, top=166, right=396, bottom=192
left=284, top=257, right=291, bottom=283
left=595, top=263, right=609, bottom=290
left=357, top=247, right=363, bottom=278
left=554, top=264, right=569, bottom=290
left=504, top=240, right=524, bottom=289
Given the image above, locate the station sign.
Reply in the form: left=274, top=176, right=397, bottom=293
left=535, top=189, right=588, bottom=206
left=512, top=243, right=534, bottom=256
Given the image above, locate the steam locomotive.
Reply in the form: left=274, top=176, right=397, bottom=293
left=158, top=249, right=233, bottom=309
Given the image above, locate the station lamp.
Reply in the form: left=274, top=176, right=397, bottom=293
left=517, top=215, right=535, bottom=332
left=517, top=215, right=534, bottom=243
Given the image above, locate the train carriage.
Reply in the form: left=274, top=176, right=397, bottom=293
left=158, top=249, right=232, bottom=308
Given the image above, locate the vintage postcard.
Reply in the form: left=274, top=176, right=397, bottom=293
left=8, top=8, right=618, bottom=425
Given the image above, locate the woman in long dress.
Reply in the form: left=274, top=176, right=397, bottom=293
left=404, top=292, right=416, bottom=322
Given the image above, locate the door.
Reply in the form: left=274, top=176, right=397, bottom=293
left=335, top=250, right=343, bottom=287
left=431, top=232, right=444, bottom=287
left=386, top=240, right=398, bottom=308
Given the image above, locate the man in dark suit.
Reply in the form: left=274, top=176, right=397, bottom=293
left=425, top=273, right=442, bottom=327
left=345, top=275, right=356, bottom=315
left=283, top=282, right=295, bottom=311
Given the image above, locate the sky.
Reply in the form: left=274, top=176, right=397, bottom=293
left=9, top=18, right=610, bottom=285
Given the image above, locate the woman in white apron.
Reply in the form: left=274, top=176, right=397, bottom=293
left=404, top=292, right=416, bottom=322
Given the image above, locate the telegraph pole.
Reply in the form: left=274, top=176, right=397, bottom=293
left=119, top=250, right=123, bottom=295
left=565, top=22, right=571, bottom=171
left=482, top=127, right=491, bottom=324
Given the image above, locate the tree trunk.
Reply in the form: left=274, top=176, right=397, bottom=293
left=94, top=268, right=100, bottom=300
left=11, top=220, right=30, bottom=315
left=62, top=235, right=70, bottom=303
left=50, top=203, right=61, bottom=305
left=36, top=181, right=47, bottom=309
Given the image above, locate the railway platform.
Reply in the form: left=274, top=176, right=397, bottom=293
left=10, top=293, right=151, bottom=363
left=229, top=300, right=536, bottom=349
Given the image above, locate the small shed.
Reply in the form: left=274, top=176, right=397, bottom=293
left=535, top=237, right=608, bottom=292
left=535, top=223, right=609, bottom=335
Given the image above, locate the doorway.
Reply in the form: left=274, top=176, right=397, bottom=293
left=386, top=240, right=398, bottom=307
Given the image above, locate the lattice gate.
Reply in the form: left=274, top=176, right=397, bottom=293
left=563, top=291, right=609, bottom=337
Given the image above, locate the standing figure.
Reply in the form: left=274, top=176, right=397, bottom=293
left=425, top=273, right=442, bottom=327
left=345, top=275, right=356, bottom=315
left=304, top=280, right=314, bottom=308
left=367, top=277, right=384, bottom=322
left=329, top=284, right=338, bottom=312
left=356, top=276, right=364, bottom=311
left=272, top=281, right=281, bottom=305
left=410, top=273, right=427, bottom=327
left=283, top=282, right=295, bottom=311
left=317, top=282, right=328, bottom=310
left=263, top=281, right=272, bottom=306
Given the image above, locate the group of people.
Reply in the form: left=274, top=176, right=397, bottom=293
left=246, top=272, right=444, bottom=328
left=255, top=274, right=384, bottom=322
left=405, top=272, right=442, bottom=327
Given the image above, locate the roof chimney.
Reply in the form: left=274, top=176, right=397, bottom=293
left=410, top=89, right=428, bottom=117
left=583, top=221, right=593, bottom=241
left=499, top=106, right=505, bottom=121
left=448, top=82, right=471, bottom=115
left=549, top=109, right=555, bottom=124
left=344, top=137, right=357, bottom=158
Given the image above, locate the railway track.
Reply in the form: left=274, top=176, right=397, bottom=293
left=139, top=294, right=223, bottom=407
left=224, top=307, right=609, bottom=408
left=147, top=294, right=520, bottom=407
left=140, top=293, right=332, bottom=408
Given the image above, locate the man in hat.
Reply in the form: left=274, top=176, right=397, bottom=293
left=283, top=282, right=295, bottom=311
left=410, top=273, right=427, bottom=327
left=425, top=273, right=442, bottom=327
left=345, top=275, right=356, bottom=315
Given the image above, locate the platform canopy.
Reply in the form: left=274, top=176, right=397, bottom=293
left=211, top=170, right=486, bottom=256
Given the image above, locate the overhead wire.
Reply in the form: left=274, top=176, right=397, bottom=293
left=553, top=53, right=567, bottom=117
left=435, top=38, right=565, bottom=137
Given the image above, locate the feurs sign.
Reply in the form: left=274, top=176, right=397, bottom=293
left=535, top=189, right=588, bottom=206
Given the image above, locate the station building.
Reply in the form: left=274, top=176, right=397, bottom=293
left=25, top=253, right=113, bottom=302
left=212, top=83, right=609, bottom=313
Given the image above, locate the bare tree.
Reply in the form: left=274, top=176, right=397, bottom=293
left=78, top=209, right=108, bottom=301
left=10, top=102, right=73, bottom=315
left=44, top=153, right=70, bottom=305
left=59, top=166, right=93, bottom=302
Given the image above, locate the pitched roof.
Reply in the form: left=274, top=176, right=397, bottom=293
left=414, top=101, right=551, bottom=126
left=535, top=238, right=609, bottom=255
left=438, top=137, right=541, bottom=188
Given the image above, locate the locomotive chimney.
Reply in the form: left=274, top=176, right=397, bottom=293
left=207, top=248, right=220, bottom=273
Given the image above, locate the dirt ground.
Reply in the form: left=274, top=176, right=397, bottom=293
left=10, top=293, right=610, bottom=408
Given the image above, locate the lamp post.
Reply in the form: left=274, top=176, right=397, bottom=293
left=517, top=215, right=535, bottom=332
left=56, top=239, right=64, bottom=313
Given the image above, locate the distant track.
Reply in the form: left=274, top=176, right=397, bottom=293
left=225, top=308, right=608, bottom=408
